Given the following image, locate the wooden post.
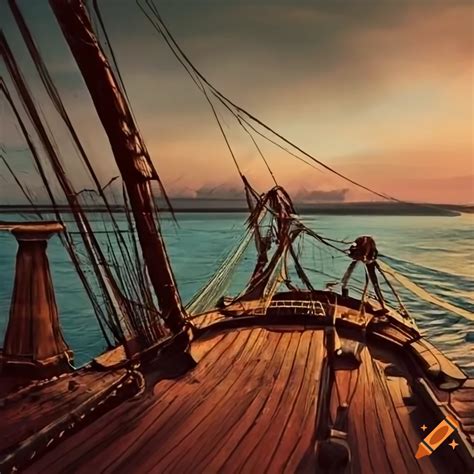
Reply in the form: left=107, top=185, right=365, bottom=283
left=0, top=222, right=73, bottom=378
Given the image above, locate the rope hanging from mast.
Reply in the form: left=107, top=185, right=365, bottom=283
left=3, top=0, right=469, bottom=340
left=6, top=0, right=169, bottom=347
left=49, top=0, right=187, bottom=335
left=136, top=0, right=408, bottom=204
left=0, top=33, right=128, bottom=345
left=136, top=0, right=464, bottom=220
left=84, top=1, right=474, bottom=324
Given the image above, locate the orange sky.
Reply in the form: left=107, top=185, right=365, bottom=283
left=1, top=1, right=473, bottom=203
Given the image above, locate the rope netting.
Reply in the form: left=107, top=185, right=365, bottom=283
left=186, top=225, right=255, bottom=315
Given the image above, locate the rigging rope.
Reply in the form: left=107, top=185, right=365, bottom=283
left=1, top=10, right=169, bottom=346
left=135, top=0, right=259, bottom=184
left=136, top=0, right=465, bottom=218
left=378, top=260, right=474, bottom=322
left=0, top=77, right=115, bottom=346
left=7, top=0, right=465, bottom=330
left=137, top=0, right=410, bottom=204
left=86, top=1, right=178, bottom=224
left=186, top=226, right=255, bottom=315
left=8, top=0, right=154, bottom=309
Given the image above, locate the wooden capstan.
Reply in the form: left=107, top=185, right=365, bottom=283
left=0, top=222, right=72, bottom=378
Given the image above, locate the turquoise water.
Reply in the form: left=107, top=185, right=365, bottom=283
left=0, top=213, right=472, bottom=374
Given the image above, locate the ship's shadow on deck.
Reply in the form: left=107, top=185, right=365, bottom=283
left=22, top=326, right=472, bottom=474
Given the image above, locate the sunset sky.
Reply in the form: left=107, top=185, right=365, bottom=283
left=1, top=0, right=473, bottom=204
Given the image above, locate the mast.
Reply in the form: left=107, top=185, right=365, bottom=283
left=48, top=0, right=185, bottom=332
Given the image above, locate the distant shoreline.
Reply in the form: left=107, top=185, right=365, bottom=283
left=0, top=202, right=471, bottom=216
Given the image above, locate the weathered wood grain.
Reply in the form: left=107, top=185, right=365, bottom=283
left=0, top=369, right=128, bottom=454
left=21, top=327, right=473, bottom=474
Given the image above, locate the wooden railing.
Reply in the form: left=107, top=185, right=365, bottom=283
left=265, top=299, right=327, bottom=317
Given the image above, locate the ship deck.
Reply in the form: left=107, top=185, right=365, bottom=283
left=21, top=326, right=473, bottom=474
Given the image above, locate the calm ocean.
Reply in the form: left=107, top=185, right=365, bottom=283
left=0, top=213, right=472, bottom=374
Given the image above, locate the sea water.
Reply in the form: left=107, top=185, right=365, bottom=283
left=0, top=213, right=472, bottom=374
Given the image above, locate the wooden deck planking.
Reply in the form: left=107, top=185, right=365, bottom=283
left=194, top=332, right=295, bottom=473
left=188, top=332, right=227, bottom=362
left=197, top=331, right=311, bottom=473
left=245, top=331, right=323, bottom=474
left=27, top=330, right=264, bottom=472
left=450, top=386, right=474, bottom=443
left=381, top=358, right=468, bottom=474
left=371, top=375, right=416, bottom=474
left=361, top=351, right=394, bottom=474
left=27, top=329, right=328, bottom=473
left=0, top=369, right=128, bottom=455
left=267, top=332, right=324, bottom=474
left=113, top=330, right=262, bottom=470
left=24, top=327, right=472, bottom=474
left=25, top=332, right=239, bottom=472
left=78, top=331, right=249, bottom=470
left=160, top=332, right=291, bottom=473
left=329, top=369, right=359, bottom=472
left=372, top=358, right=425, bottom=474
left=344, top=351, right=373, bottom=474
left=232, top=331, right=314, bottom=472
left=135, top=329, right=272, bottom=472
left=191, top=310, right=226, bottom=329
left=326, top=347, right=436, bottom=474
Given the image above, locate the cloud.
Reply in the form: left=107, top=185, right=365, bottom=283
left=168, top=183, right=349, bottom=203
left=192, top=185, right=245, bottom=200
left=294, top=188, right=348, bottom=203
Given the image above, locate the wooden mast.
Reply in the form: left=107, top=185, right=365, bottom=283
left=48, top=0, right=185, bottom=333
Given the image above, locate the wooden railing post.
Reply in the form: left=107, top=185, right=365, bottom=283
left=0, top=222, right=73, bottom=378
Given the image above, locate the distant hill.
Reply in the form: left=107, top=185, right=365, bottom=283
left=0, top=200, right=472, bottom=216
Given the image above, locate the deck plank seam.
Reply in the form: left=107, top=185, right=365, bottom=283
left=194, top=332, right=292, bottom=472
left=102, top=330, right=263, bottom=473
left=152, top=330, right=274, bottom=473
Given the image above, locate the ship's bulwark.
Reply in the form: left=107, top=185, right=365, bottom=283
left=21, top=327, right=472, bottom=474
